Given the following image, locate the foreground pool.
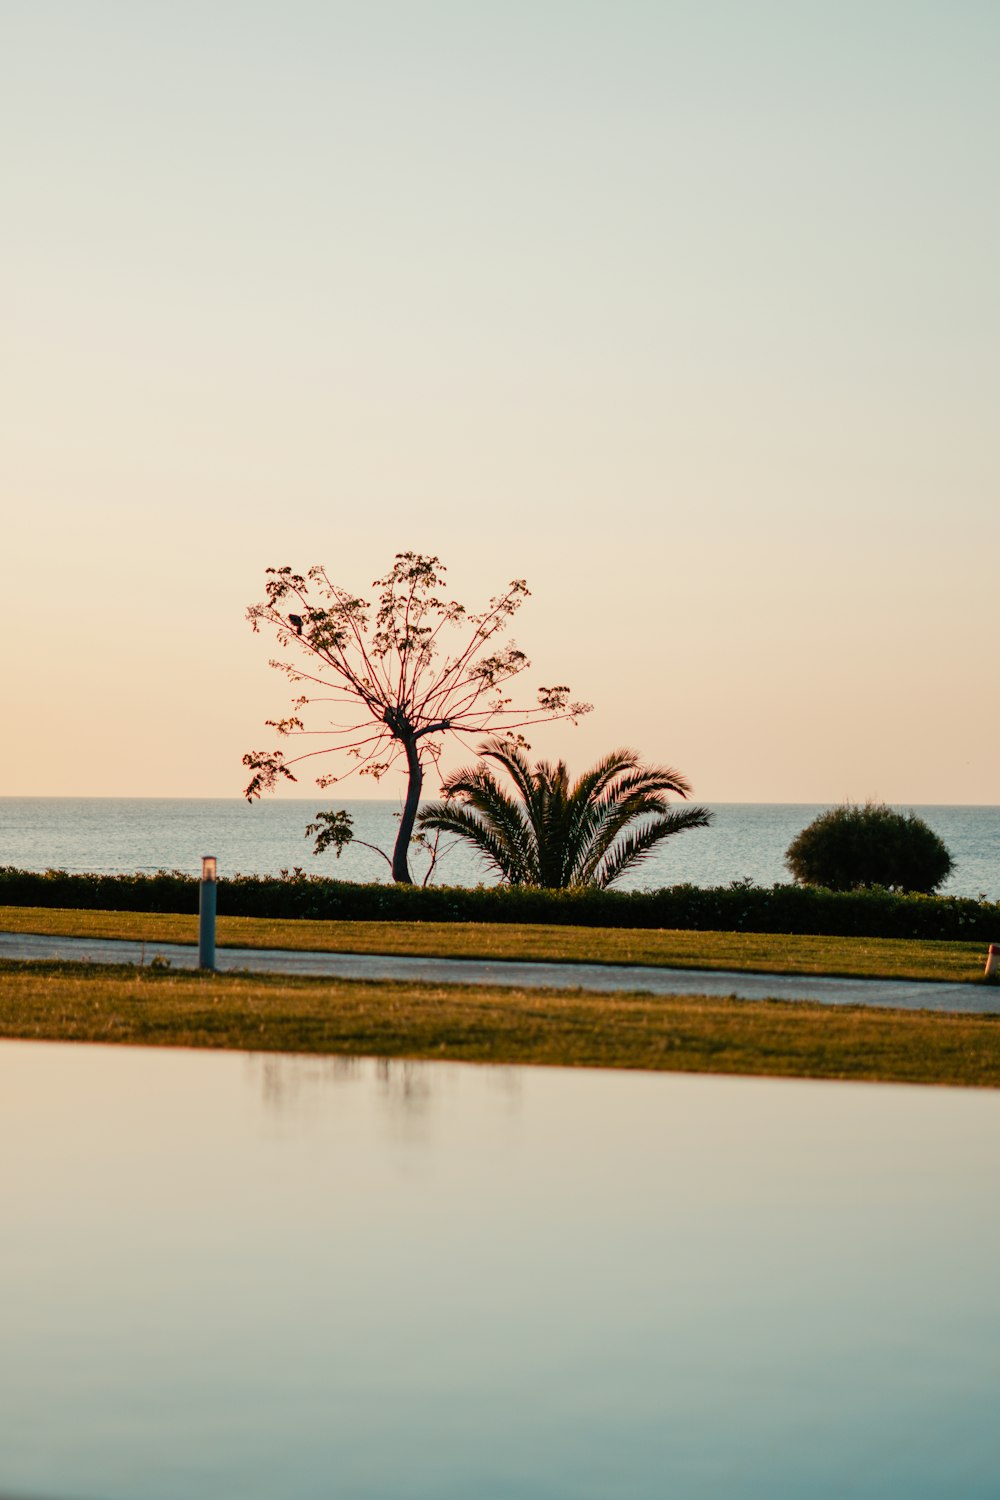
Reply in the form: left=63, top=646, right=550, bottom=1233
left=1, top=1042, right=998, bottom=1499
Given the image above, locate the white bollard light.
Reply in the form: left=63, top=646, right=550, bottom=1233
left=985, top=943, right=1000, bottom=980
left=199, top=855, right=217, bottom=971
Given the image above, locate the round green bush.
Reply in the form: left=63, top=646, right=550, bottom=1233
left=785, top=803, right=954, bottom=894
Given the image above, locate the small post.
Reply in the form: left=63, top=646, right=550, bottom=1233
left=985, top=943, right=1000, bottom=980
left=199, top=855, right=217, bottom=971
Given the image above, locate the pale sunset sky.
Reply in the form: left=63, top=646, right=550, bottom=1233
left=3, top=1, right=997, bottom=803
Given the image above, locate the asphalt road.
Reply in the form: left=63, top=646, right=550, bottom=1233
left=3, top=929, right=997, bottom=1014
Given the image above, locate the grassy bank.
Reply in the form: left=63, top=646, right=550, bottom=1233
left=1, top=904, right=993, bottom=983
left=3, top=959, right=1000, bottom=1087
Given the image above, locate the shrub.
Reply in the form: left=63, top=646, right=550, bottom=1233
left=1, top=864, right=997, bottom=941
left=785, top=803, right=954, bottom=894
left=418, top=738, right=711, bottom=888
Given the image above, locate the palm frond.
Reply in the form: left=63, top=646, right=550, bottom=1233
left=566, top=748, right=642, bottom=809
left=418, top=799, right=532, bottom=883
left=560, top=754, right=693, bottom=885
left=572, top=789, right=673, bottom=885
left=479, top=738, right=551, bottom=836
left=593, top=805, right=714, bottom=889
left=423, top=757, right=540, bottom=882
left=556, top=751, right=637, bottom=883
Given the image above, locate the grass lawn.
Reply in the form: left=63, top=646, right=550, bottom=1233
left=3, top=959, right=1000, bottom=1088
left=1, top=904, right=994, bottom=983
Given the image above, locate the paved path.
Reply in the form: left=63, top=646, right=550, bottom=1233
left=3, top=930, right=997, bottom=1015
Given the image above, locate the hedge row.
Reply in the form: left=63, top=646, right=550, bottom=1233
left=2, top=866, right=999, bottom=942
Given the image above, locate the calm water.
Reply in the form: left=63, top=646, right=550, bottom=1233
left=3, top=798, right=999, bottom=899
left=1, top=1041, right=999, bottom=1499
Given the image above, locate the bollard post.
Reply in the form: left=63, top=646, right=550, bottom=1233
left=985, top=943, right=1000, bottom=980
left=199, top=855, right=217, bottom=971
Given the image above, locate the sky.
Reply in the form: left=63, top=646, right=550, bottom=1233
left=2, top=0, right=998, bottom=804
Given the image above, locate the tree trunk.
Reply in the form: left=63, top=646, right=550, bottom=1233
left=392, top=737, right=423, bottom=884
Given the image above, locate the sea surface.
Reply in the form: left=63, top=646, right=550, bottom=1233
left=3, top=1042, right=999, bottom=1500
left=2, top=798, right=998, bottom=901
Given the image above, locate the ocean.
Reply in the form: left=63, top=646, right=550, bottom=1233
left=2, top=799, right=998, bottom=901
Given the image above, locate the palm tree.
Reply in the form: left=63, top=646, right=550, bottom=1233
left=418, top=737, right=712, bottom=889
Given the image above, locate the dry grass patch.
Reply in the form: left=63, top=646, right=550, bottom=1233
left=2, top=959, right=1000, bottom=1088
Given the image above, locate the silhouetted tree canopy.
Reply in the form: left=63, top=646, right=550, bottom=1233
left=244, top=553, right=590, bottom=883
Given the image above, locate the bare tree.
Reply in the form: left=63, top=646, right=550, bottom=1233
left=243, top=552, right=591, bottom=883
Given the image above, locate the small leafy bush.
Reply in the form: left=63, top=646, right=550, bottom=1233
left=785, top=803, right=954, bottom=894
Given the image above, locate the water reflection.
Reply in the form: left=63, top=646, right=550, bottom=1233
left=248, top=1050, right=522, bottom=1121
left=1, top=1040, right=999, bottom=1500
left=251, top=1050, right=365, bottom=1114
